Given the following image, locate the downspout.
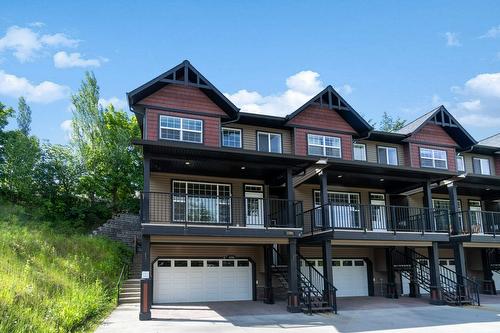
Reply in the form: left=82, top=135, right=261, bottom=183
left=221, top=113, right=241, bottom=125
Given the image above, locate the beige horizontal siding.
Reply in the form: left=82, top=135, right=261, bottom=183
left=407, top=192, right=482, bottom=211
left=462, top=153, right=496, bottom=175
left=359, top=140, right=405, bottom=166
left=226, top=124, right=293, bottom=154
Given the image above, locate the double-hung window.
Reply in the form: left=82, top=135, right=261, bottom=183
left=473, top=157, right=491, bottom=175
left=221, top=127, right=242, bottom=148
left=307, top=134, right=341, bottom=158
left=353, top=143, right=367, bottom=161
left=257, top=132, right=282, bottom=153
left=420, top=148, right=448, bottom=169
left=456, top=155, right=465, bottom=172
left=159, top=115, right=202, bottom=143
left=377, top=146, right=398, bottom=165
left=172, top=181, right=231, bottom=224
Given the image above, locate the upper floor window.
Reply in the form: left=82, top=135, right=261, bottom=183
left=221, top=127, right=242, bottom=148
left=377, top=146, right=398, bottom=165
left=257, top=132, right=282, bottom=153
left=159, top=115, right=202, bottom=143
left=456, top=155, right=465, bottom=172
left=473, top=157, right=491, bottom=175
left=420, top=148, right=448, bottom=169
left=307, top=134, right=341, bottom=158
left=353, top=143, right=366, bottom=161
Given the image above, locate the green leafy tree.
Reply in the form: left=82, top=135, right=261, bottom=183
left=1, top=131, right=40, bottom=202
left=17, top=96, right=32, bottom=136
left=71, top=71, right=142, bottom=211
left=378, top=112, right=406, bottom=132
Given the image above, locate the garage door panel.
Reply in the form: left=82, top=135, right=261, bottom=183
left=153, top=259, right=252, bottom=303
left=305, top=258, right=369, bottom=297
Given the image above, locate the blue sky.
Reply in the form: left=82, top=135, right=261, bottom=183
left=1, top=1, right=500, bottom=144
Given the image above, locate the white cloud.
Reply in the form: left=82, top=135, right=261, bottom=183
left=0, top=25, right=79, bottom=62
left=53, top=51, right=105, bottom=68
left=98, top=97, right=127, bottom=110
left=337, top=84, right=353, bottom=95
left=224, top=70, right=350, bottom=117
left=29, top=22, right=45, bottom=28
left=444, top=32, right=461, bottom=47
left=60, top=119, right=72, bottom=140
left=449, top=72, right=500, bottom=129
left=480, top=25, right=500, bottom=39
left=0, top=70, right=70, bottom=103
left=464, top=72, right=500, bottom=98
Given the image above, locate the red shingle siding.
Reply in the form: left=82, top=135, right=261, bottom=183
left=495, top=156, right=500, bottom=176
left=287, top=105, right=356, bottom=133
left=294, top=128, right=353, bottom=160
left=403, top=144, right=411, bottom=167
left=408, top=143, right=457, bottom=172
left=410, top=123, right=457, bottom=146
left=139, top=84, right=227, bottom=117
left=146, top=109, right=220, bottom=147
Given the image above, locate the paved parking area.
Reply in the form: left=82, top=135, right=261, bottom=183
left=96, top=297, right=500, bottom=333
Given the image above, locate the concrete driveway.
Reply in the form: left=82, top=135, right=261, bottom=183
left=96, top=297, right=500, bottom=333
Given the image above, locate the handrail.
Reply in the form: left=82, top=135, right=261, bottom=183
left=115, top=263, right=128, bottom=305
left=454, top=210, right=500, bottom=236
left=141, top=191, right=302, bottom=228
left=301, top=202, right=450, bottom=235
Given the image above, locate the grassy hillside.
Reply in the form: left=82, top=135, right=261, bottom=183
left=0, top=202, right=132, bottom=333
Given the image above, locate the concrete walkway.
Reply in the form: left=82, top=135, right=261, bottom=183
left=96, top=298, right=500, bottom=333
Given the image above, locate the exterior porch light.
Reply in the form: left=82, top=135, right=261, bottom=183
left=241, top=166, right=246, bottom=170
left=337, top=175, right=343, bottom=178
left=486, top=188, right=491, bottom=191
left=379, top=178, right=384, bottom=182
left=185, top=161, right=190, bottom=165
left=316, top=159, right=328, bottom=165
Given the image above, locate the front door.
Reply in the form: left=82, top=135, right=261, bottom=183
left=245, top=191, right=264, bottom=227
left=370, top=193, right=387, bottom=230
left=469, top=200, right=483, bottom=233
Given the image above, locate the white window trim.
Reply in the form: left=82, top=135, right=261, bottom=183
left=307, top=134, right=342, bottom=158
left=473, top=157, right=491, bottom=175
left=456, top=155, right=465, bottom=172
left=419, top=148, right=448, bottom=170
left=313, top=190, right=360, bottom=206
left=257, top=131, right=282, bottom=153
left=172, top=180, right=232, bottom=223
left=221, top=127, right=242, bottom=148
left=378, top=146, right=398, bottom=166
left=159, top=115, right=203, bottom=143
left=353, top=143, right=367, bottom=161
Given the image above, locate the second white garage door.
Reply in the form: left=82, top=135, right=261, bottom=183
left=302, top=258, right=369, bottom=297
left=153, top=258, right=253, bottom=303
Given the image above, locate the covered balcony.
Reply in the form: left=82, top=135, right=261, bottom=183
left=301, top=203, right=450, bottom=235
left=141, top=191, right=303, bottom=228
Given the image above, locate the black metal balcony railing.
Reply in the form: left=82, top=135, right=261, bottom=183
left=140, top=192, right=303, bottom=228
left=453, top=210, right=500, bottom=236
left=300, top=202, right=451, bottom=235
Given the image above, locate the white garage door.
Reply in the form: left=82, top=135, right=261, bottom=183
left=153, top=258, right=253, bottom=303
left=493, top=271, right=500, bottom=291
left=302, top=258, right=369, bottom=297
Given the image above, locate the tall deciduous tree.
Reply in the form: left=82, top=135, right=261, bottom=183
left=17, top=96, right=32, bottom=136
left=379, top=112, right=406, bottom=132
left=70, top=71, right=142, bottom=211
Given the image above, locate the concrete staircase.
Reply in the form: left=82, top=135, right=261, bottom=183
left=118, top=253, right=142, bottom=304
left=92, top=213, right=142, bottom=249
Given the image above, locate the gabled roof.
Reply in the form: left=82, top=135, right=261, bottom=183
left=396, top=105, right=477, bottom=149
left=127, top=60, right=239, bottom=119
left=477, top=133, right=500, bottom=149
left=285, top=85, right=373, bottom=135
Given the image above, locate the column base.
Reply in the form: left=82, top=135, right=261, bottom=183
left=287, top=293, right=301, bottom=313
left=139, top=312, right=151, bottom=321
left=264, top=287, right=274, bottom=304
left=409, top=282, right=420, bottom=298
left=429, top=287, right=446, bottom=305
left=385, top=282, right=398, bottom=299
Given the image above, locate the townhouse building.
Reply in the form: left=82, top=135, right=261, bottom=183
left=127, top=61, right=500, bottom=320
